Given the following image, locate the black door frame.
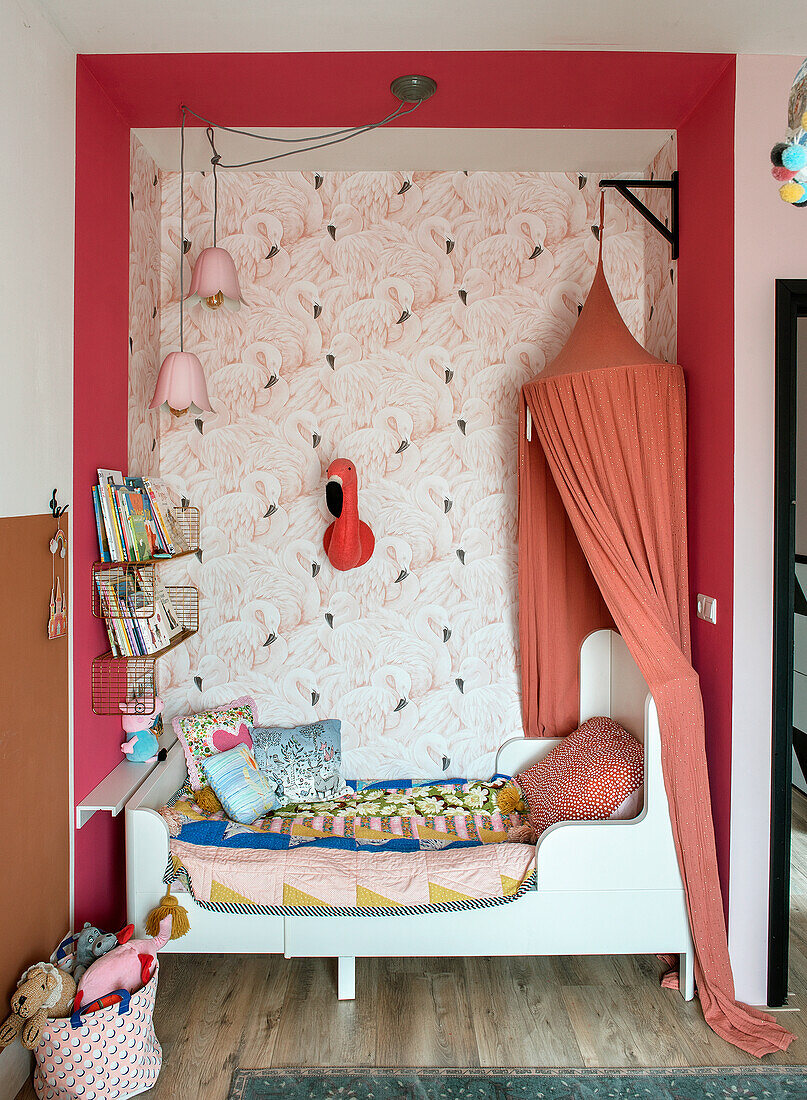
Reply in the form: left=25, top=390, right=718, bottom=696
left=768, top=279, right=807, bottom=1006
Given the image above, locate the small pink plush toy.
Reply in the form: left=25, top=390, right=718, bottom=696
left=121, top=698, right=165, bottom=764
left=73, top=915, right=172, bottom=1011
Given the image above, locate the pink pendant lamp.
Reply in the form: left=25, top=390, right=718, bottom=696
left=150, top=108, right=212, bottom=416
left=185, top=127, right=242, bottom=312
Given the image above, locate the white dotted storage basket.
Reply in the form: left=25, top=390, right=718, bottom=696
left=32, top=964, right=161, bottom=1100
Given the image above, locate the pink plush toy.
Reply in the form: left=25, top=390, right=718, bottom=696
left=121, top=699, right=165, bottom=764
left=73, top=915, right=172, bottom=1011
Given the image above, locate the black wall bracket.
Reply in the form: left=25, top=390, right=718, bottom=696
left=599, top=170, right=679, bottom=260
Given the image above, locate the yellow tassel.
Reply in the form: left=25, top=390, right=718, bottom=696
left=496, top=781, right=527, bottom=815
left=145, top=885, right=190, bottom=940
left=195, top=786, right=222, bottom=813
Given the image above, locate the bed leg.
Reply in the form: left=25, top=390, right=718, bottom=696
left=337, top=956, right=355, bottom=1000
left=680, top=947, right=695, bottom=1001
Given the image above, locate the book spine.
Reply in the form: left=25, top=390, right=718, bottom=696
left=105, top=484, right=126, bottom=562
left=99, top=484, right=121, bottom=562
left=94, top=577, right=119, bottom=656
left=108, top=586, right=134, bottom=656
left=142, top=478, right=174, bottom=554
left=91, top=487, right=111, bottom=562
left=115, top=488, right=135, bottom=562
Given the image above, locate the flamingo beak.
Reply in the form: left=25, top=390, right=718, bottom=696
left=326, top=353, right=335, bottom=369
left=458, top=288, right=468, bottom=305
left=263, top=503, right=278, bottom=518
left=194, top=675, right=203, bottom=690
left=445, top=238, right=455, bottom=254
left=311, top=561, right=320, bottom=577
left=325, top=612, right=334, bottom=628
left=394, top=439, right=410, bottom=454
left=311, top=690, right=320, bottom=706
left=327, top=224, right=337, bottom=240
left=455, top=678, right=465, bottom=693
left=314, top=173, right=324, bottom=189
left=456, top=548, right=466, bottom=565
left=264, top=374, right=278, bottom=389
left=312, top=432, right=322, bottom=448
left=457, top=419, right=467, bottom=435
left=394, top=697, right=408, bottom=711
left=529, top=244, right=543, bottom=260
left=263, top=633, right=277, bottom=647
left=396, top=310, right=410, bottom=324
left=313, top=301, right=322, bottom=319
left=397, top=179, right=412, bottom=195
left=266, top=243, right=280, bottom=258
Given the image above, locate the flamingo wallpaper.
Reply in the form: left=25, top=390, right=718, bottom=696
left=129, top=136, right=676, bottom=779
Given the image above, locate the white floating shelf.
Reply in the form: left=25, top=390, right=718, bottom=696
left=75, top=734, right=176, bottom=828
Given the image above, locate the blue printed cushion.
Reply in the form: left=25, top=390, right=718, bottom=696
left=203, top=744, right=277, bottom=825
left=251, top=719, right=347, bottom=807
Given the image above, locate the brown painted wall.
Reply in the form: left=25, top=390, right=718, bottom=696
left=0, top=513, right=69, bottom=1003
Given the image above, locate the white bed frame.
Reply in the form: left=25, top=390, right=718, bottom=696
left=125, top=629, right=695, bottom=1002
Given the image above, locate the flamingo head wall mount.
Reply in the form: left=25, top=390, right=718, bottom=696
left=323, top=458, right=375, bottom=572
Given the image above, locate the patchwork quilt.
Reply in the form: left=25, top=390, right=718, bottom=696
left=160, top=782, right=536, bottom=916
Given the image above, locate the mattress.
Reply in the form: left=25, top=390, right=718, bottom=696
left=160, top=782, right=537, bottom=917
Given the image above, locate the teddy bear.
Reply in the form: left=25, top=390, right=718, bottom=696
left=0, top=963, right=76, bottom=1050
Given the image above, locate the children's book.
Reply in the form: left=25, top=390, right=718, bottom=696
left=91, top=486, right=112, bottom=562
left=142, top=478, right=192, bottom=554
left=125, top=477, right=164, bottom=557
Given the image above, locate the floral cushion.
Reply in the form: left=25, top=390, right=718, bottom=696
left=251, top=720, right=346, bottom=806
left=173, top=696, right=256, bottom=790
left=516, top=716, right=644, bottom=837
left=203, top=744, right=278, bottom=825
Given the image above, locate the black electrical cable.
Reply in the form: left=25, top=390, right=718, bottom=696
left=180, top=98, right=422, bottom=170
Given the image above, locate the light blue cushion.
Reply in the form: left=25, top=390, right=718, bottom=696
left=203, top=744, right=277, bottom=824
left=252, top=719, right=345, bottom=806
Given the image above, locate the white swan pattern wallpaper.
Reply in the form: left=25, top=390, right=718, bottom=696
left=129, top=137, right=677, bottom=779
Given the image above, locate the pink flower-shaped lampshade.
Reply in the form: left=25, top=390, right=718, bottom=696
left=150, top=351, right=212, bottom=415
left=185, top=246, right=242, bottom=311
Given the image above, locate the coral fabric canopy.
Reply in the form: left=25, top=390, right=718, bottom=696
left=518, top=250, right=793, bottom=1056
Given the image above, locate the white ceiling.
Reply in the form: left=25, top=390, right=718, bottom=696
left=136, top=126, right=672, bottom=174
left=37, top=0, right=807, bottom=55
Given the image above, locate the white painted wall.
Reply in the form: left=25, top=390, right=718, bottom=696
left=0, top=0, right=74, bottom=519
left=730, top=53, right=807, bottom=1005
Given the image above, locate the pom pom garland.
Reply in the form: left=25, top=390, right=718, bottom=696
left=780, top=180, right=806, bottom=204
left=773, top=165, right=798, bottom=182
left=771, top=141, right=789, bottom=166
left=782, top=143, right=807, bottom=171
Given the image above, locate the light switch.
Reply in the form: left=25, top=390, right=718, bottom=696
left=697, top=594, right=717, bottom=624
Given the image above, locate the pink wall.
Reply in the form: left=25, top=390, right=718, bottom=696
left=730, top=54, right=807, bottom=1005
left=678, top=60, right=736, bottom=910
left=73, top=58, right=131, bottom=928
left=73, top=50, right=737, bottom=922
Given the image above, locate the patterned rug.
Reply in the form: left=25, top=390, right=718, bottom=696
left=228, top=1066, right=807, bottom=1100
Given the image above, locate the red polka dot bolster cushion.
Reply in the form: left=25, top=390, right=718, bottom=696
left=515, top=717, right=644, bottom=837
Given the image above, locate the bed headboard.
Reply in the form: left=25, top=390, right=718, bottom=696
left=496, top=628, right=650, bottom=775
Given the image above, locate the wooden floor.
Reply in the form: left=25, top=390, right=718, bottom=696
left=16, top=791, right=807, bottom=1098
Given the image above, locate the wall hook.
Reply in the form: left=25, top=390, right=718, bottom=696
left=599, top=171, right=679, bottom=260
left=49, top=489, right=69, bottom=519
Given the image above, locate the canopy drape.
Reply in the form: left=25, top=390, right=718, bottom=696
left=518, top=257, right=793, bottom=1056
